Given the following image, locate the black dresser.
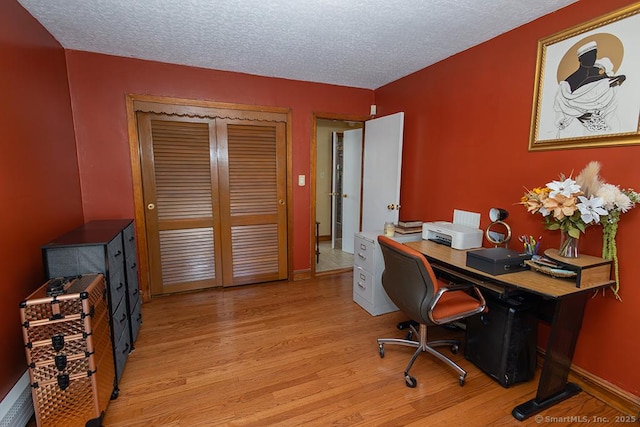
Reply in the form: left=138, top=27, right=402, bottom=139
left=41, top=219, right=142, bottom=396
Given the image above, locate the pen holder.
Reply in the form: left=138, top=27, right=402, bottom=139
left=520, top=235, right=541, bottom=255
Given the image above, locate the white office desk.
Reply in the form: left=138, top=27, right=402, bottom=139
left=405, top=239, right=613, bottom=421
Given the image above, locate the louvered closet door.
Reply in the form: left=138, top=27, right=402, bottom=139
left=138, top=112, right=288, bottom=295
left=217, top=120, right=288, bottom=286
left=138, top=113, right=223, bottom=295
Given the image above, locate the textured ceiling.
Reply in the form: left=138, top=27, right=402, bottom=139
left=18, top=0, right=577, bottom=89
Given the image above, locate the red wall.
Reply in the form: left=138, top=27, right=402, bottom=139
left=376, top=0, right=640, bottom=397
left=65, top=52, right=374, bottom=275
left=0, top=2, right=84, bottom=400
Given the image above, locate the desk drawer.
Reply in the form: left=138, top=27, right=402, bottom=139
left=353, top=266, right=373, bottom=304
left=354, top=236, right=375, bottom=272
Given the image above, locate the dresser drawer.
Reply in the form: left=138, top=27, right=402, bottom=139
left=110, top=296, right=129, bottom=350
left=126, top=260, right=139, bottom=306
left=113, top=323, right=130, bottom=382
left=107, top=269, right=127, bottom=309
left=130, top=299, right=142, bottom=343
left=122, top=222, right=137, bottom=261
left=354, top=236, right=375, bottom=272
left=107, top=235, right=124, bottom=274
left=353, top=266, right=374, bottom=304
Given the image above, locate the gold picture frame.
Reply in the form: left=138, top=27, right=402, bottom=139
left=529, top=3, right=640, bottom=151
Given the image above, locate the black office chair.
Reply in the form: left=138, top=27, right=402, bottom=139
left=377, top=235, right=486, bottom=388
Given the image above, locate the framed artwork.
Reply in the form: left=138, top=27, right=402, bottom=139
left=529, top=3, right=640, bottom=151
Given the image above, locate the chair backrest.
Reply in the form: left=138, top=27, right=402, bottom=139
left=377, top=235, right=441, bottom=324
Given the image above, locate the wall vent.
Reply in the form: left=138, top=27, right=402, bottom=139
left=0, top=371, right=33, bottom=427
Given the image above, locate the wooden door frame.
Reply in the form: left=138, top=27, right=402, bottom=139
left=126, top=94, right=293, bottom=302
left=311, top=112, right=370, bottom=276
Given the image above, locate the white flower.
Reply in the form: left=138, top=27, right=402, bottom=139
left=547, top=178, right=581, bottom=198
left=614, top=192, right=632, bottom=213
left=577, top=196, right=607, bottom=224
left=596, top=183, right=633, bottom=213
left=596, top=183, right=620, bottom=211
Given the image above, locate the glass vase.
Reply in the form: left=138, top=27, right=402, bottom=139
left=558, top=230, right=579, bottom=258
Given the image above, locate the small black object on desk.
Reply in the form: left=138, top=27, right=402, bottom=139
left=466, top=247, right=531, bottom=275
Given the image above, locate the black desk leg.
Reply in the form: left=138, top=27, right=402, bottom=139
left=512, top=292, right=589, bottom=421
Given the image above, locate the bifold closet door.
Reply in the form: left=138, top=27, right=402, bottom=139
left=138, top=113, right=223, bottom=295
left=137, top=113, right=288, bottom=295
left=216, top=120, right=288, bottom=286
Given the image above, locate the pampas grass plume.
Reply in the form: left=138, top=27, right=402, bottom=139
left=575, top=161, right=603, bottom=197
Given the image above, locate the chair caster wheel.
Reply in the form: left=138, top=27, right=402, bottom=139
left=378, top=344, right=384, bottom=358
left=451, top=344, right=459, bottom=354
left=405, top=331, right=413, bottom=340
left=405, top=374, right=417, bottom=388
left=459, top=375, right=466, bottom=387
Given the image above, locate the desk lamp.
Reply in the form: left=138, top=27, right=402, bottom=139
left=486, top=208, right=512, bottom=248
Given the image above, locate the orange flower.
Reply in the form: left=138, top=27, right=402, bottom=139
left=542, top=194, right=578, bottom=220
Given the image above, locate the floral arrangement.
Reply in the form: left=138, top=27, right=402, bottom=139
left=520, top=161, right=639, bottom=299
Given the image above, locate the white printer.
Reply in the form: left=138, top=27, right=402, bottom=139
left=422, top=210, right=483, bottom=250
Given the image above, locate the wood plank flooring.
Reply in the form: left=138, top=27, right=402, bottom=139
left=100, top=272, right=625, bottom=426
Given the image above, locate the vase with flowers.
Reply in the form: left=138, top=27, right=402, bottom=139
left=520, top=174, right=604, bottom=258
left=520, top=161, right=639, bottom=299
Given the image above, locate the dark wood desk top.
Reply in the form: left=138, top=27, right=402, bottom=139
left=405, top=240, right=613, bottom=298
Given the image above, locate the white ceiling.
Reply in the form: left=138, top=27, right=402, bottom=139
left=18, top=0, right=578, bottom=90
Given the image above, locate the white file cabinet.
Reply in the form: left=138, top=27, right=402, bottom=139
left=353, top=230, right=422, bottom=316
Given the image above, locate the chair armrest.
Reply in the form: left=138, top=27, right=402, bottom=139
left=428, top=283, right=487, bottom=325
left=437, top=282, right=476, bottom=292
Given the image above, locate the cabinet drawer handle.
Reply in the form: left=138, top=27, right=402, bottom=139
left=130, top=263, right=137, bottom=269
left=360, top=243, right=366, bottom=250
left=358, top=253, right=366, bottom=260
left=357, top=282, right=366, bottom=290
left=116, top=282, right=124, bottom=291
left=114, top=250, right=122, bottom=257
left=359, top=273, right=366, bottom=280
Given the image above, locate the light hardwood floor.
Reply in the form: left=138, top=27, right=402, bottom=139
left=95, top=272, right=625, bottom=426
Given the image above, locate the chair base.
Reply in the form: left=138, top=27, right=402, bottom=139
left=378, top=323, right=467, bottom=388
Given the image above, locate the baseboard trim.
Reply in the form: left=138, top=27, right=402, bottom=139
left=536, top=349, right=639, bottom=417
left=0, top=371, right=33, bottom=427
left=569, top=364, right=640, bottom=418
left=292, top=269, right=311, bottom=281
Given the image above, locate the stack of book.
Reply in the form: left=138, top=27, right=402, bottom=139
left=395, top=220, right=423, bottom=234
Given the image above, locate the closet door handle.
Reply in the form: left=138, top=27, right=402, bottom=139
left=147, top=203, right=156, bottom=210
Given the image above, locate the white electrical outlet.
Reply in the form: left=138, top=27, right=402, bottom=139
left=298, top=175, right=305, bottom=186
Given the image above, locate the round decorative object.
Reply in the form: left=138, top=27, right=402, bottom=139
left=485, top=220, right=512, bottom=246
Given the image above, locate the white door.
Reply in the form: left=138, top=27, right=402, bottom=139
left=341, top=128, right=362, bottom=254
left=361, top=112, right=404, bottom=232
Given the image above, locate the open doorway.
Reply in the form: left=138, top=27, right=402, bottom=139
left=314, top=117, right=365, bottom=274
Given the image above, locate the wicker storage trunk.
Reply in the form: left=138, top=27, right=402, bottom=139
left=20, top=274, right=114, bottom=427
